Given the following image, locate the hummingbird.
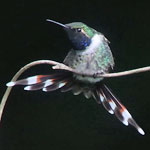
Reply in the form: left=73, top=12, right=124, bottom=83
left=7, top=19, right=145, bottom=135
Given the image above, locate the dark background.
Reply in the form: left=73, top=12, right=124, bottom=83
left=1, top=0, right=150, bottom=150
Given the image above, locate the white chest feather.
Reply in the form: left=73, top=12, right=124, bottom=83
left=78, top=34, right=103, bottom=55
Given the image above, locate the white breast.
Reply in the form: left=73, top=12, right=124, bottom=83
left=78, top=34, right=103, bottom=55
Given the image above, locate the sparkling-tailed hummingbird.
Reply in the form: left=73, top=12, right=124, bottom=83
left=7, top=19, right=145, bottom=135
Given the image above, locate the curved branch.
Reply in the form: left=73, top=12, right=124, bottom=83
left=1, top=59, right=150, bottom=123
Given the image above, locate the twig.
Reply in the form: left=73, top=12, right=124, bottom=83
left=0, top=59, right=150, bottom=123
left=53, top=63, right=150, bottom=77
left=95, top=66, right=150, bottom=77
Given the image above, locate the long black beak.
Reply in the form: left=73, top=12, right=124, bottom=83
left=46, top=19, right=69, bottom=29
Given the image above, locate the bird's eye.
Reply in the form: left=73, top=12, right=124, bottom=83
left=77, top=28, right=81, bottom=32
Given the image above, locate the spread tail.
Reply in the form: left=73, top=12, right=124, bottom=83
left=7, top=73, right=145, bottom=135
left=93, top=83, right=145, bottom=135
left=7, top=71, right=74, bottom=92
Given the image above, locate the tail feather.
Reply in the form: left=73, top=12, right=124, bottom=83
left=7, top=72, right=72, bottom=92
left=24, top=83, right=45, bottom=91
left=7, top=75, right=50, bottom=86
left=94, top=83, right=145, bottom=135
left=92, top=90, right=101, bottom=104
left=60, top=81, right=74, bottom=92
left=100, top=92, right=115, bottom=114
left=72, top=85, right=83, bottom=95
left=43, top=79, right=69, bottom=92
left=83, top=89, right=92, bottom=99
